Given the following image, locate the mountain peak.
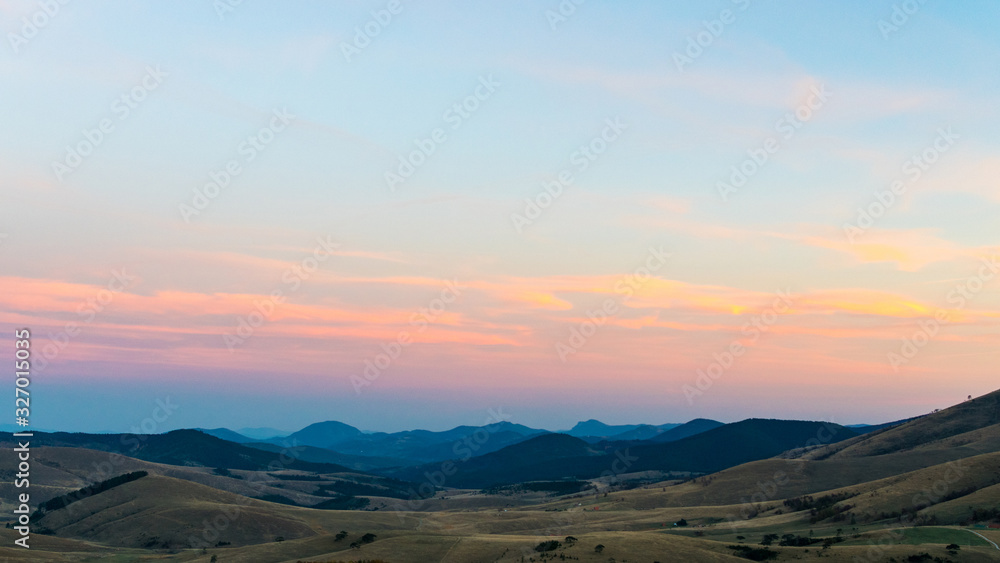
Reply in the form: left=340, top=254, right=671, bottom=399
left=287, top=420, right=364, bottom=448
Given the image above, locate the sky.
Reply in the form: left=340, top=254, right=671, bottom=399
left=2, top=1, right=999, bottom=433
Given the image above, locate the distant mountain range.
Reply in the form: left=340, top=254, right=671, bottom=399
left=196, top=418, right=713, bottom=467
left=383, top=419, right=861, bottom=488
left=235, top=426, right=290, bottom=440
left=14, top=389, right=1000, bottom=562
left=562, top=419, right=681, bottom=439
left=14, top=414, right=915, bottom=495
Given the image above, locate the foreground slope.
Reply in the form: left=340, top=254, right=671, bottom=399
left=32, top=474, right=316, bottom=548
left=798, top=389, right=1000, bottom=461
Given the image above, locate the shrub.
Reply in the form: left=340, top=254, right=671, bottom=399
left=728, top=545, right=779, bottom=561
left=535, top=540, right=560, bottom=552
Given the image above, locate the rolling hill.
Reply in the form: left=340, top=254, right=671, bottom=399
left=383, top=419, right=859, bottom=488
left=32, top=474, right=317, bottom=549
left=0, top=429, right=353, bottom=473
left=8, top=391, right=1000, bottom=562
left=798, top=389, right=1000, bottom=461
left=265, top=419, right=548, bottom=465
left=245, top=440, right=414, bottom=471
left=280, top=420, right=366, bottom=448
left=198, top=426, right=256, bottom=443
left=648, top=418, right=725, bottom=442
left=384, top=433, right=599, bottom=487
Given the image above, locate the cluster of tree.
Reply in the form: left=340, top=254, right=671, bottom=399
left=315, top=479, right=410, bottom=499
left=727, top=544, right=778, bottom=561
left=967, top=507, right=1000, bottom=523
left=311, top=496, right=371, bottom=510
left=345, top=532, right=378, bottom=549
left=30, top=471, right=149, bottom=522
left=534, top=540, right=561, bottom=552
left=782, top=491, right=856, bottom=523
left=938, top=485, right=978, bottom=503
left=481, top=480, right=593, bottom=496
left=266, top=472, right=323, bottom=481
left=776, top=533, right=821, bottom=547
left=259, top=493, right=303, bottom=505
left=876, top=509, right=939, bottom=526
left=902, top=553, right=947, bottom=563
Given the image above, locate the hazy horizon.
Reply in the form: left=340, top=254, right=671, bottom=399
left=7, top=397, right=943, bottom=436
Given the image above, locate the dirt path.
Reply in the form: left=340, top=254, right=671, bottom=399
left=967, top=529, right=999, bottom=550
left=441, top=537, right=463, bottom=561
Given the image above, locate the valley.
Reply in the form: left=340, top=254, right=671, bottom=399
left=2, top=390, right=999, bottom=561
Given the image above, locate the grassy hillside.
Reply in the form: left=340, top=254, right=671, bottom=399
left=0, top=429, right=353, bottom=473
left=800, top=389, right=1000, bottom=461
left=32, top=474, right=317, bottom=549
left=0, top=445, right=422, bottom=519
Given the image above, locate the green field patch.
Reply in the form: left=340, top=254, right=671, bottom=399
left=898, top=527, right=990, bottom=546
